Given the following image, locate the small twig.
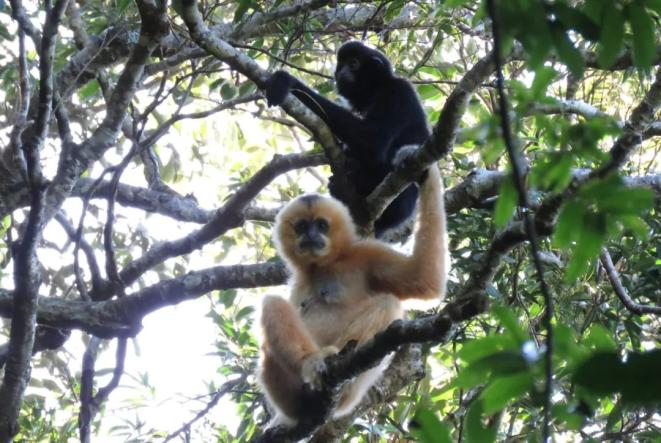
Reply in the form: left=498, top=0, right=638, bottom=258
left=233, top=43, right=333, bottom=79
left=54, top=212, right=102, bottom=294
left=485, top=0, right=555, bottom=440
left=600, top=249, right=661, bottom=316
left=162, top=375, right=248, bottom=443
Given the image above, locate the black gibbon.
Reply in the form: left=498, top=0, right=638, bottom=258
left=258, top=162, right=447, bottom=425
left=265, top=41, right=430, bottom=238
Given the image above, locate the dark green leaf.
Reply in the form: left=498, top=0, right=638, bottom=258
left=233, top=0, right=252, bottom=23
left=551, top=24, right=585, bottom=78
left=627, top=2, right=657, bottom=69
left=465, top=400, right=498, bottom=443
left=551, top=3, right=600, bottom=41
left=493, top=175, right=517, bottom=228
left=410, top=409, right=452, bottom=443
left=598, top=3, right=625, bottom=68
left=492, top=307, right=528, bottom=344
left=646, top=0, right=661, bottom=14
left=554, top=200, right=584, bottom=248
left=221, top=83, right=237, bottom=100
left=574, top=350, right=661, bottom=405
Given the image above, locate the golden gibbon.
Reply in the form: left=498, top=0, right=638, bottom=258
left=258, top=163, right=448, bottom=426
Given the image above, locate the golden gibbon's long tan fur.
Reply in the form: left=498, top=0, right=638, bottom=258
left=258, top=163, right=448, bottom=425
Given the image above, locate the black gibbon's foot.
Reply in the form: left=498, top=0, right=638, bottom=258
left=265, top=70, right=294, bottom=107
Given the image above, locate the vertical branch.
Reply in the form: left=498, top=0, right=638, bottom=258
left=78, top=337, right=101, bottom=443
left=485, top=0, right=555, bottom=440
left=0, top=1, right=68, bottom=440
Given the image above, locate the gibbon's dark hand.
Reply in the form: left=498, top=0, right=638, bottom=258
left=265, top=70, right=294, bottom=107
left=393, top=144, right=428, bottom=185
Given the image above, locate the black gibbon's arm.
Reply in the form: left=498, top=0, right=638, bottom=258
left=265, top=71, right=385, bottom=150
left=264, top=41, right=430, bottom=237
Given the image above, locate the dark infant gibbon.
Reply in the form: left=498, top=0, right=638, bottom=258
left=265, top=41, right=430, bottom=238
left=258, top=162, right=448, bottom=426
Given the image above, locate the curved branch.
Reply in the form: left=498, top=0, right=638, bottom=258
left=600, top=249, right=661, bottom=316
left=90, top=153, right=324, bottom=300
left=365, top=48, right=506, bottom=223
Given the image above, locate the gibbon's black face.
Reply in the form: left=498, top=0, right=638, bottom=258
left=293, top=216, right=330, bottom=255
left=334, top=41, right=392, bottom=111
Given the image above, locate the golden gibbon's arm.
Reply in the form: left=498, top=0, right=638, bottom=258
left=359, top=164, right=448, bottom=300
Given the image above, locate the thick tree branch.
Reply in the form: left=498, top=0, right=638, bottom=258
left=0, top=261, right=287, bottom=337
left=252, top=294, right=487, bottom=443
left=365, top=49, right=504, bottom=224
left=44, top=0, right=170, bottom=223
left=0, top=1, right=68, bottom=439
left=89, top=153, right=324, bottom=300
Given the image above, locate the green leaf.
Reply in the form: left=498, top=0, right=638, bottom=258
left=493, top=175, right=517, bottom=228
left=492, top=307, right=529, bottom=345
left=551, top=2, right=600, bottom=41
left=573, top=350, right=661, bottom=405
left=585, top=324, right=618, bottom=352
left=480, top=373, right=533, bottom=415
left=598, top=3, right=625, bottom=68
left=116, top=0, right=131, bottom=13
left=465, top=400, right=498, bottom=443
left=597, top=187, right=654, bottom=215
left=531, top=67, right=557, bottom=99
left=646, top=0, right=661, bottom=14
left=221, top=83, right=237, bottom=100
left=410, top=409, right=452, bottom=443
left=459, top=336, right=516, bottom=364
left=472, top=351, right=529, bottom=376
left=551, top=24, right=585, bottom=78
left=627, top=2, right=657, bottom=69
left=565, top=212, right=607, bottom=281
left=79, top=79, right=101, bottom=99
left=233, top=0, right=252, bottom=23
left=417, top=84, right=442, bottom=100
left=554, top=200, right=584, bottom=248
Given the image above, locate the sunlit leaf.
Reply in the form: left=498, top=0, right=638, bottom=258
left=480, top=373, right=533, bottom=415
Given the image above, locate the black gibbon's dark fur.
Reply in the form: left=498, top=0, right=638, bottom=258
left=265, top=41, right=430, bottom=237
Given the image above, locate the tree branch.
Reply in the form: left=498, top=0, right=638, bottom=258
left=252, top=294, right=488, bottom=443
left=599, top=249, right=661, bottom=316
left=89, top=153, right=324, bottom=300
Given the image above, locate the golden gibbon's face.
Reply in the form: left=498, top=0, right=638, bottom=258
left=275, top=194, right=355, bottom=265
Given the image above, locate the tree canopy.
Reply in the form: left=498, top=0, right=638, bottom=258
left=0, top=0, right=660, bottom=441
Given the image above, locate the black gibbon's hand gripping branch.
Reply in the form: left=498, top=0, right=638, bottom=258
left=265, top=41, right=430, bottom=238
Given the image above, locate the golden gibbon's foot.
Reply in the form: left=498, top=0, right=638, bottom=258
left=301, top=346, right=339, bottom=390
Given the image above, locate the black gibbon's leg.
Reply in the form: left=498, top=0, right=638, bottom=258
left=374, top=185, right=419, bottom=238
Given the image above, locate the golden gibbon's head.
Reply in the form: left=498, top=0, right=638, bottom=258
left=274, top=194, right=357, bottom=267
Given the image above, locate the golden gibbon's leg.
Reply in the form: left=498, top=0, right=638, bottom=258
left=259, top=295, right=337, bottom=422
